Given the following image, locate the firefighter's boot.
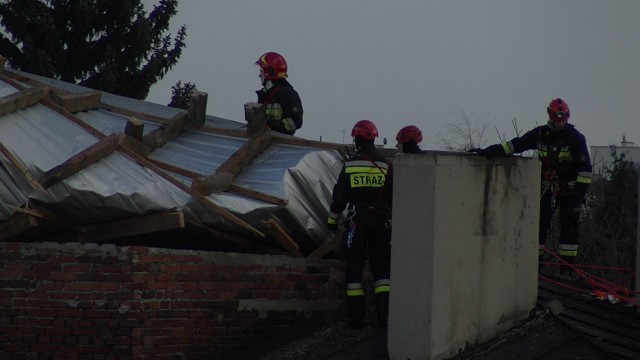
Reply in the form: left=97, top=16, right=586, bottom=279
left=347, top=296, right=365, bottom=330
left=375, top=292, right=389, bottom=328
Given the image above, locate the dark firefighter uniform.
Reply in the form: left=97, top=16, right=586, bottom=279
left=484, top=123, right=592, bottom=264
left=327, top=148, right=392, bottom=329
left=256, top=79, right=303, bottom=135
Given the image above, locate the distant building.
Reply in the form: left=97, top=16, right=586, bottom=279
left=591, top=135, right=640, bottom=177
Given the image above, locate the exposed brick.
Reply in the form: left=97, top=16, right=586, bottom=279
left=1, top=242, right=344, bottom=359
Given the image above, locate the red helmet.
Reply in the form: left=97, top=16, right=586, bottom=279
left=255, top=52, right=287, bottom=80
left=396, top=125, right=423, bottom=144
left=351, top=120, right=378, bottom=140
left=547, top=98, right=570, bottom=121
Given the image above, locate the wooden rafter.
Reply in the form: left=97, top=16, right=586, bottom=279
left=73, top=211, right=185, bottom=243
left=191, top=127, right=272, bottom=195
left=308, top=228, right=344, bottom=259
left=0, top=143, right=47, bottom=194
left=47, top=90, right=101, bottom=113
left=187, top=221, right=280, bottom=252
left=150, top=158, right=288, bottom=205
left=0, top=212, right=40, bottom=241
left=39, top=133, right=120, bottom=189
left=264, top=218, right=303, bottom=257
left=14, top=206, right=81, bottom=232
left=141, top=112, right=189, bottom=151
left=118, top=144, right=265, bottom=237
left=125, top=117, right=144, bottom=141
left=41, top=98, right=106, bottom=139
left=0, top=87, right=48, bottom=116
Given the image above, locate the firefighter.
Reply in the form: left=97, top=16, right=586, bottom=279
left=327, top=120, right=393, bottom=329
left=255, top=52, right=303, bottom=135
left=396, top=125, right=424, bottom=154
left=469, top=98, right=592, bottom=277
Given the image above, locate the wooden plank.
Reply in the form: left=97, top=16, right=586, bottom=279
left=187, top=221, right=279, bottom=252
left=216, top=126, right=272, bottom=176
left=125, top=116, right=144, bottom=141
left=0, top=143, right=47, bottom=194
left=192, top=126, right=272, bottom=195
left=117, top=144, right=265, bottom=237
left=75, top=212, right=185, bottom=242
left=39, top=133, right=120, bottom=189
left=141, top=112, right=189, bottom=151
left=560, top=308, right=640, bottom=344
left=118, top=133, right=152, bottom=157
left=40, top=98, right=107, bottom=140
left=14, top=207, right=81, bottom=232
left=226, top=184, right=288, bottom=206
left=244, top=102, right=266, bottom=136
left=0, top=213, right=39, bottom=241
left=188, top=91, right=208, bottom=128
left=60, top=91, right=101, bottom=113
left=48, top=90, right=101, bottom=113
left=0, top=87, right=47, bottom=116
left=150, top=159, right=288, bottom=205
left=264, top=218, right=303, bottom=257
left=308, top=229, right=345, bottom=259
left=191, top=171, right=233, bottom=194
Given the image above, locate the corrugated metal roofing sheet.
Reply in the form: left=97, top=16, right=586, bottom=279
left=0, top=69, right=344, bottom=253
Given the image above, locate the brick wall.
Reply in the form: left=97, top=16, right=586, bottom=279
left=0, top=241, right=345, bottom=359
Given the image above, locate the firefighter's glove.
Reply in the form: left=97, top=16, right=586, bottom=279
left=468, top=144, right=504, bottom=160
left=572, top=183, right=589, bottom=204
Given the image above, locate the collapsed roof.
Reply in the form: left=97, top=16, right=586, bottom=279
left=0, top=62, right=352, bottom=258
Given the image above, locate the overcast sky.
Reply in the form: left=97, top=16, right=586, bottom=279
left=144, top=1, right=640, bottom=150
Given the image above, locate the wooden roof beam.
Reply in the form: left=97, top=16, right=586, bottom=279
left=141, top=112, right=189, bottom=151
left=39, top=133, right=120, bottom=189
left=118, top=144, right=265, bottom=237
left=308, top=229, right=344, bottom=259
left=0, top=142, right=47, bottom=194
left=73, top=211, right=185, bottom=243
left=192, top=127, right=272, bottom=195
left=0, top=212, right=40, bottom=242
left=264, top=218, right=303, bottom=257
left=47, top=90, right=102, bottom=113
left=0, top=87, right=48, bottom=116
left=149, top=158, right=288, bottom=205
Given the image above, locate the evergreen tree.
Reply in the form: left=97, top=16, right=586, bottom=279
left=0, top=0, right=186, bottom=100
left=168, top=80, right=197, bottom=109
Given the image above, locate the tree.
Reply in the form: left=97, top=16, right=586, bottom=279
left=437, top=108, right=493, bottom=151
left=578, top=147, right=638, bottom=285
left=168, top=80, right=197, bottom=109
left=0, top=0, right=186, bottom=100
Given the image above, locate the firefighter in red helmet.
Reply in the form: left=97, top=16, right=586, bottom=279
left=255, top=52, right=303, bottom=135
left=396, top=125, right=423, bottom=154
left=470, top=98, right=592, bottom=279
left=327, top=120, right=393, bottom=329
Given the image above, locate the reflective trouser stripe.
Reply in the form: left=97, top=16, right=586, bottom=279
left=347, top=283, right=364, bottom=297
left=374, top=279, right=390, bottom=294
left=558, top=244, right=578, bottom=257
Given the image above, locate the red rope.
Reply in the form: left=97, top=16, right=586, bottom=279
left=540, top=248, right=638, bottom=307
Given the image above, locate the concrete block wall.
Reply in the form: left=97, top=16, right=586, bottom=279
left=0, top=242, right=344, bottom=358
left=388, top=154, right=540, bottom=360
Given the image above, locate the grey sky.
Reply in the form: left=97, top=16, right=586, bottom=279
left=144, top=1, right=640, bottom=150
